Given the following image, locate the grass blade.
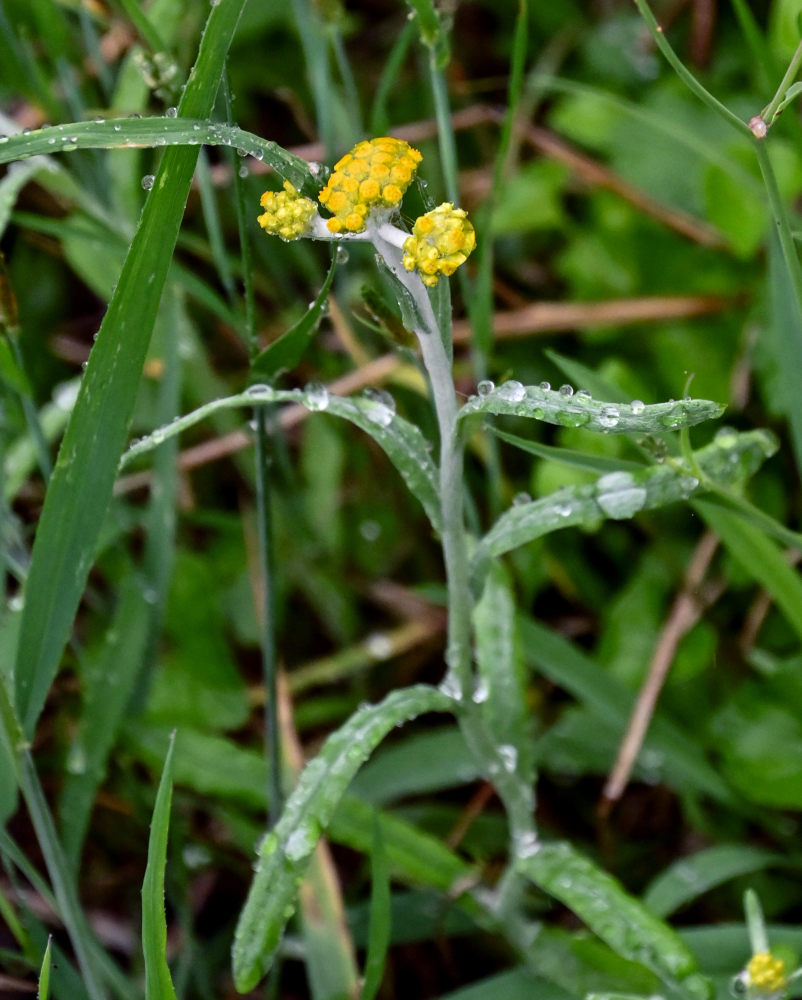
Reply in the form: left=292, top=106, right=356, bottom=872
left=13, top=0, right=249, bottom=736
left=0, top=118, right=312, bottom=191
left=141, top=732, right=177, bottom=1000
left=694, top=498, right=802, bottom=643
left=232, top=684, right=453, bottom=992
left=360, top=815, right=391, bottom=1000
left=643, top=845, right=786, bottom=919
left=37, top=935, right=52, bottom=1000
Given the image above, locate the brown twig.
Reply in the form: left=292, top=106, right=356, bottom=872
left=599, top=531, right=724, bottom=816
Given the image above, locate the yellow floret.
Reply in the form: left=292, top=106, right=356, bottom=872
left=746, top=953, right=787, bottom=994
left=402, top=202, right=476, bottom=286
left=317, top=136, right=422, bottom=233
left=257, top=180, right=317, bottom=241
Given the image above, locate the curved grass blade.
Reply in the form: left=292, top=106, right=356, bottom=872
left=142, top=732, right=177, bottom=1000
left=250, top=254, right=337, bottom=380
left=643, top=845, right=786, bottom=920
left=232, top=684, right=453, bottom=992
left=0, top=117, right=312, bottom=193
left=458, top=382, right=724, bottom=434
left=491, top=427, right=644, bottom=474
left=473, top=430, right=777, bottom=568
left=13, top=0, right=249, bottom=736
left=518, top=843, right=712, bottom=1000
left=119, top=385, right=442, bottom=531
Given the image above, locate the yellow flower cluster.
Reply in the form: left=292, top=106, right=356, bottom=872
left=746, top=953, right=787, bottom=994
left=318, top=137, right=422, bottom=234
left=257, top=180, right=317, bottom=242
left=402, top=203, right=476, bottom=286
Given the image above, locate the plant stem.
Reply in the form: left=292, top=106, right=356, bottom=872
left=762, top=39, right=802, bottom=125
left=632, top=0, right=751, bottom=136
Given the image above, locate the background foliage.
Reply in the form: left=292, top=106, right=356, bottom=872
left=2, top=0, right=802, bottom=998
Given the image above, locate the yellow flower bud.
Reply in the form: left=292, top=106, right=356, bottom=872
left=746, top=953, right=787, bottom=994
left=402, top=203, right=476, bottom=286
left=318, top=137, right=422, bottom=234
left=257, top=180, right=317, bottom=241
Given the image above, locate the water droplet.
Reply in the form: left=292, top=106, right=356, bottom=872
left=304, top=381, right=329, bottom=411
left=512, top=491, right=531, bottom=506
left=575, top=389, right=592, bottom=401
left=93, top=117, right=104, bottom=124
left=678, top=475, right=700, bottom=496
left=498, top=745, right=518, bottom=772
left=0, top=136, right=8, bottom=143
left=22, top=127, right=31, bottom=135
left=285, top=825, right=318, bottom=862
left=630, top=399, right=645, bottom=415
left=238, top=163, right=248, bottom=178
left=359, top=519, right=381, bottom=541
left=66, top=742, right=87, bottom=775
left=439, top=673, right=462, bottom=700
left=497, top=379, right=525, bottom=402
left=336, top=245, right=349, bottom=263
left=559, top=384, right=573, bottom=397
left=555, top=502, right=573, bottom=518
left=472, top=679, right=489, bottom=703
left=166, top=107, right=178, bottom=117
left=366, top=632, right=393, bottom=659
left=141, top=174, right=155, bottom=190
left=514, top=831, right=540, bottom=858
left=364, top=387, right=395, bottom=426
left=598, top=405, right=620, bottom=429
left=538, top=381, right=551, bottom=392
left=477, top=379, right=495, bottom=396
left=595, top=471, right=647, bottom=519
left=245, top=382, right=273, bottom=398
left=714, top=426, right=738, bottom=446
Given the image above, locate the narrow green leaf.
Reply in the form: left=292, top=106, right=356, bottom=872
left=643, top=846, right=785, bottom=920
left=142, top=731, right=177, bottom=1000
left=250, top=253, right=337, bottom=380
left=37, top=936, right=52, bottom=1000
left=120, top=385, right=442, bottom=531
left=519, top=618, right=733, bottom=804
left=360, top=816, right=391, bottom=1000
left=14, top=0, right=249, bottom=736
left=0, top=117, right=312, bottom=192
left=518, top=843, right=712, bottom=1000
left=59, top=575, right=152, bottom=866
left=695, top=498, right=802, bottom=643
left=330, top=795, right=472, bottom=891
left=491, top=427, right=644, bottom=475
left=473, top=562, right=535, bottom=787
left=232, top=684, right=453, bottom=992
left=473, top=430, right=776, bottom=568
left=458, top=382, right=723, bottom=434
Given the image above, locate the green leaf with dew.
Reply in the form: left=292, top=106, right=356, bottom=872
left=518, top=842, right=712, bottom=1000
left=232, top=684, right=453, bottom=992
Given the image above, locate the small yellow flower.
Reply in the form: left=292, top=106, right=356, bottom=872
left=318, top=137, right=422, bottom=234
left=402, top=203, right=476, bottom=286
left=746, top=953, right=787, bottom=995
left=257, top=180, right=317, bottom=241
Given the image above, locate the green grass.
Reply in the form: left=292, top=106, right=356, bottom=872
left=3, top=1, right=802, bottom=998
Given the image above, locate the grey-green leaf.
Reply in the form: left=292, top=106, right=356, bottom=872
left=518, top=842, right=712, bottom=1000
left=473, top=429, right=777, bottom=569
left=458, top=383, right=724, bottom=434
left=232, top=684, right=453, bottom=992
